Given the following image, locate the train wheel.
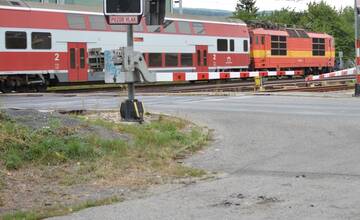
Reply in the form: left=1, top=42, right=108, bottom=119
left=36, top=84, right=47, bottom=93
left=1, top=86, right=12, bottom=93
left=16, top=86, right=29, bottom=93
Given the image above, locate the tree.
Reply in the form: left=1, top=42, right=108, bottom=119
left=258, top=8, right=304, bottom=26
left=237, top=0, right=356, bottom=64
left=234, top=0, right=258, bottom=21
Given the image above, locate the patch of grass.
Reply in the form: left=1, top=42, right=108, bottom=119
left=171, top=166, right=207, bottom=178
left=0, top=195, right=4, bottom=207
left=1, top=197, right=122, bottom=220
left=0, top=117, right=99, bottom=170
left=0, top=170, right=5, bottom=207
left=2, top=212, right=38, bottom=220
left=0, top=111, right=209, bottom=177
left=87, top=115, right=210, bottom=176
left=0, top=112, right=210, bottom=218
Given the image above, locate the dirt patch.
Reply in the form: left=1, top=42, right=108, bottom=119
left=3, top=109, right=129, bottom=141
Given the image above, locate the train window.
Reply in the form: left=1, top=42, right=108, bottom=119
left=163, top=21, right=176, bottom=33
left=181, top=54, right=193, bottom=67
left=89, top=15, right=106, bottom=30
left=297, top=30, right=309, bottom=38
left=197, top=50, right=201, bottom=65
left=203, top=50, right=207, bottom=66
left=67, top=14, right=86, bottom=30
left=31, top=32, right=51, bottom=50
left=261, top=36, right=265, bottom=45
left=243, top=40, right=248, bottom=52
left=230, top=40, right=235, bottom=52
left=178, top=21, right=192, bottom=34
left=312, top=38, right=326, bottom=56
left=165, top=53, right=178, bottom=67
left=5, top=31, right=27, bottom=49
left=148, top=25, right=161, bottom=33
left=9, top=1, right=21, bottom=6
left=256, top=36, right=259, bottom=45
left=148, top=53, right=162, bottom=67
left=192, top=22, right=205, bottom=35
left=271, top=35, right=287, bottom=56
left=286, top=29, right=298, bottom=38
left=70, top=48, right=76, bottom=69
left=217, top=39, right=228, bottom=52
left=80, top=48, right=85, bottom=68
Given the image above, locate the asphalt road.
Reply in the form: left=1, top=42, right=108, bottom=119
left=1, top=93, right=360, bottom=220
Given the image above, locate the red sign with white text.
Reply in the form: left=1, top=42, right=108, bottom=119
left=108, top=15, right=140, bottom=25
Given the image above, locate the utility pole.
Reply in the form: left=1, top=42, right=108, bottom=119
left=355, top=0, right=360, bottom=96
left=127, top=25, right=135, bottom=102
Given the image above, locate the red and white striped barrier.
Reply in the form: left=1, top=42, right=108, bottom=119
left=155, top=70, right=303, bottom=82
left=305, top=68, right=357, bottom=82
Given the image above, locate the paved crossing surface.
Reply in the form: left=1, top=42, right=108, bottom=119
left=1, top=93, right=360, bottom=220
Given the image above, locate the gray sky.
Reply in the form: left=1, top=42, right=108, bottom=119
left=181, top=0, right=353, bottom=11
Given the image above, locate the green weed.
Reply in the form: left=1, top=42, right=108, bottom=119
left=2, top=212, right=38, bottom=220
left=1, top=197, right=122, bottom=220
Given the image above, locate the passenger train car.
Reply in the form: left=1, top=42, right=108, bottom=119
left=0, top=0, right=249, bottom=91
left=0, top=0, right=335, bottom=92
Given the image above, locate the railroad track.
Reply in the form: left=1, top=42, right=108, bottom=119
left=49, top=78, right=303, bottom=94
left=166, top=76, right=355, bottom=93
left=47, top=75, right=356, bottom=94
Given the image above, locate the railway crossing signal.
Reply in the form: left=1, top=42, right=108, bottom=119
left=104, top=0, right=143, bottom=25
left=104, top=0, right=169, bottom=121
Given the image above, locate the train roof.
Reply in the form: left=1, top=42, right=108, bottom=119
left=165, top=13, right=246, bottom=26
left=0, top=0, right=246, bottom=26
left=251, top=28, right=333, bottom=39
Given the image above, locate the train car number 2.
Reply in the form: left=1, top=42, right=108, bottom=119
left=54, top=53, right=60, bottom=61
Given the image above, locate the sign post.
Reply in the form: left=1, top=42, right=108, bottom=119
left=355, top=0, right=360, bottom=96
left=104, top=0, right=170, bottom=121
left=104, top=0, right=144, bottom=122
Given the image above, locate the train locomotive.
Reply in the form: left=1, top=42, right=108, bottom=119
left=0, top=0, right=335, bottom=92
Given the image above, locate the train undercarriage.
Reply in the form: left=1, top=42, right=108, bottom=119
left=0, top=74, right=49, bottom=93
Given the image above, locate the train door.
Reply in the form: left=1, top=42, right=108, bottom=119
left=195, top=45, right=209, bottom=72
left=256, top=35, right=267, bottom=69
left=259, top=35, right=266, bottom=61
left=67, top=42, right=88, bottom=82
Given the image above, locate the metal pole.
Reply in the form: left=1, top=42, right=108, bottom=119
left=127, top=25, right=135, bottom=101
left=356, top=0, right=358, bottom=75
left=355, top=0, right=360, bottom=96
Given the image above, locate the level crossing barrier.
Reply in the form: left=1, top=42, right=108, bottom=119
left=305, top=68, right=356, bottom=82
left=155, top=70, right=303, bottom=82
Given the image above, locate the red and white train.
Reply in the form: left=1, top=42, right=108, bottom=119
left=0, top=0, right=249, bottom=91
left=0, top=0, right=335, bottom=92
